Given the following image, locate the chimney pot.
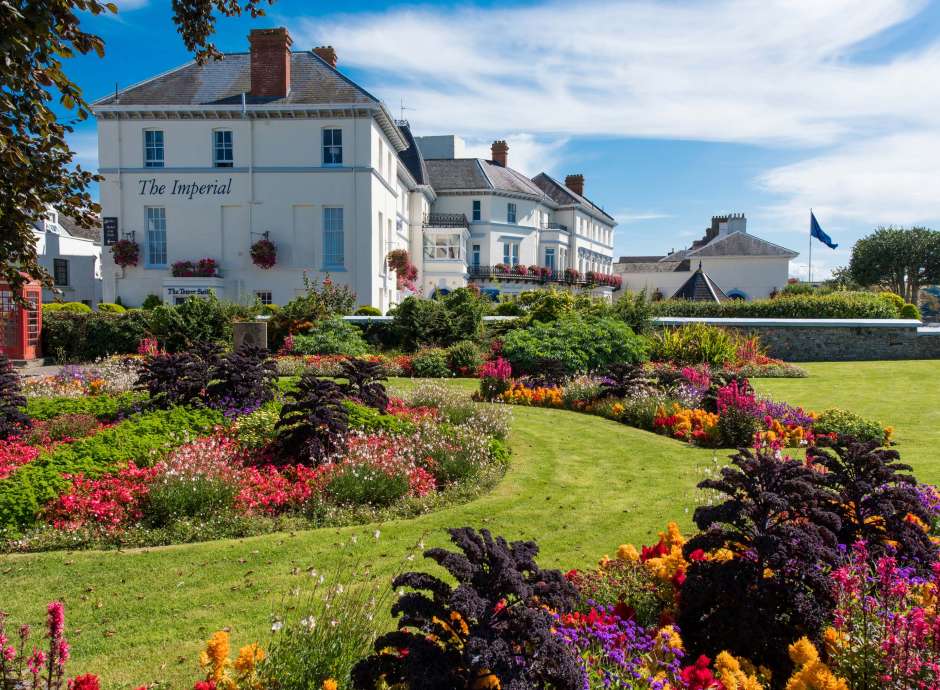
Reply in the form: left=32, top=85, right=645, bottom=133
left=491, top=140, right=509, bottom=167
left=313, top=45, right=337, bottom=68
left=249, top=27, right=292, bottom=99
left=565, top=174, right=585, bottom=197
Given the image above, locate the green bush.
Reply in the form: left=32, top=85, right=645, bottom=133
left=291, top=318, right=370, bottom=356
left=144, top=475, right=238, bottom=527
left=500, top=315, right=648, bottom=375
left=233, top=403, right=281, bottom=451
left=146, top=296, right=251, bottom=352
left=268, top=275, right=357, bottom=349
left=650, top=292, right=899, bottom=319
left=326, top=465, right=410, bottom=507
left=446, top=340, right=484, bottom=376
left=612, top=290, right=654, bottom=334
left=96, top=302, right=126, bottom=313
left=900, top=303, right=921, bottom=319
left=25, top=392, right=146, bottom=421
left=518, top=288, right=576, bottom=323
left=650, top=323, right=738, bottom=366
left=343, top=400, right=415, bottom=435
left=354, top=305, right=382, bottom=316
left=410, top=348, right=451, bottom=378
left=717, top=406, right=761, bottom=447
left=389, top=288, right=486, bottom=350
left=779, top=282, right=826, bottom=296
left=44, top=302, right=92, bottom=314
left=813, top=408, right=886, bottom=445
left=0, top=406, right=224, bottom=530
left=142, top=294, right=162, bottom=310
left=879, top=291, right=905, bottom=312
left=494, top=301, right=524, bottom=316
left=41, top=311, right=148, bottom=362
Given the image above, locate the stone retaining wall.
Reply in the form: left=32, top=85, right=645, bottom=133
left=654, top=318, right=940, bottom=361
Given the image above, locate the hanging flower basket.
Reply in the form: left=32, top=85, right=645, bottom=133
left=386, top=249, right=419, bottom=292
left=111, top=239, right=140, bottom=268
left=250, top=238, right=277, bottom=269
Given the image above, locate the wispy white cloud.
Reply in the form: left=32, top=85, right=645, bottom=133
left=111, top=0, right=149, bottom=10
left=614, top=211, right=673, bottom=224
left=461, top=133, right=568, bottom=177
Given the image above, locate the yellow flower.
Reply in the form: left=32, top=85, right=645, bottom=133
left=822, top=627, right=845, bottom=656
left=322, top=680, right=338, bottom=690
left=233, top=643, right=265, bottom=674
left=716, top=651, right=766, bottom=690
left=784, top=638, right=848, bottom=690
left=473, top=669, right=501, bottom=689
left=450, top=611, right=469, bottom=637
left=617, top=544, right=640, bottom=562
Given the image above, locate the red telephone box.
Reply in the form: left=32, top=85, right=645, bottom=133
left=0, top=274, right=42, bottom=361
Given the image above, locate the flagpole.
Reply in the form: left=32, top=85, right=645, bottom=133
left=808, top=209, right=813, bottom=284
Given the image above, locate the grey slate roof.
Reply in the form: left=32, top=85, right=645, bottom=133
left=57, top=214, right=100, bottom=243
left=531, top=173, right=615, bottom=222
left=671, top=265, right=728, bottom=302
left=425, top=159, right=550, bottom=199
left=94, top=52, right=379, bottom=107
left=618, top=259, right=690, bottom=273
left=618, top=255, right=666, bottom=263
left=687, top=231, right=798, bottom=258
left=397, top=123, right=428, bottom=185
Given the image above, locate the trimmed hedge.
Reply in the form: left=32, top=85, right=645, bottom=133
left=650, top=292, right=900, bottom=319
left=0, top=406, right=224, bottom=531
left=44, top=302, right=92, bottom=314
left=42, top=311, right=148, bottom=362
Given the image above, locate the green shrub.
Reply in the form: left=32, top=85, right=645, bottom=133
left=146, top=296, right=250, bottom=352
left=650, top=323, right=738, bottom=366
left=389, top=288, right=487, bottom=350
left=326, top=465, right=410, bottom=507
left=24, top=392, right=146, bottom=421
left=651, top=292, right=899, bottom=319
left=813, top=408, right=886, bottom=445
left=410, top=348, right=451, bottom=378
left=291, top=318, right=370, bottom=356
left=446, top=340, right=484, bottom=376
left=41, top=311, right=148, bottom=362
left=233, top=403, right=281, bottom=451
left=26, top=414, right=99, bottom=444
left=354, top=305, right=382, bottom=316
left=96, top=302, right=126, bottom=313
left=343, top=400, right=414, bottom=435
left=780, top=282, right=825, bottom=296
left=879, top=291, right=905, bottom=312
left=716, top=406, right=761, bottom=447
left=494, top=301, right=524, bottom=316
left=612, top=290, right=653, bottom=334
left=268, top=275, right=357, bottom=348
left=142, top=294, right=162, bottom=310
left=144, top=475, right=238, bottom=527
left=518, top=288, right=576, bottom=323
left=43, top=302, right=92, bottom=314
left=500, top=315, right=648, bottom=375
left=900, top=303, right=921, bottom=319
left=0, top=406, right=224, bottom=530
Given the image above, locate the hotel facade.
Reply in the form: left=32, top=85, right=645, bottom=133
left=93, top=28, right=617, bottom=310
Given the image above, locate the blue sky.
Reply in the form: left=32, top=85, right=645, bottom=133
left=67, top=0, right=940, bottom=278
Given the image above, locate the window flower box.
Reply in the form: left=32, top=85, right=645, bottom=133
left=171, top=258, right=219, bottom=278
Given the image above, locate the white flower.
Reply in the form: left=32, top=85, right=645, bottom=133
left=300, top=616, right=316, bottom=629
left=351, top=535, right=358, bottom=544
left=373, top=530, right=381, bottom=540
left=271, top=620, right=283, bottom=633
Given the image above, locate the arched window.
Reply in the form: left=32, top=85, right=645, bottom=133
left=727, top=290, right=748, bottom=301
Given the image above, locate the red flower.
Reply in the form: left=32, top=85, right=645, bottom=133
left=680, top=655, right=724, bottom=690
left=68, top=675, right=101, bottom=690
left=688, top=548, right=707, bottom=562
left=193, top=681, right=216, bottom=690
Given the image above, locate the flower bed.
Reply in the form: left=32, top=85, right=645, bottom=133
left=480, top=359, right=885, bottom=449
left=1, top=350, right=511, bottom=551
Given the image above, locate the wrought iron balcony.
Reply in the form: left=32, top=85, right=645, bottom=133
left=424, top=213, right=470, bottom=229
left=543, top=222, right=569, bottom=232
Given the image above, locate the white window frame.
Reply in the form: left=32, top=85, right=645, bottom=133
left=544, top=247, right=555, bottom=270
left=255, top=290, right=273, bottom=305
left=323, top=207, right=344, bottom=268
left=213, top=129, right=234, bottom=168
left=502, top=241, right=519, bottom=266
left=423, top=233, right=464, bottom=261
left=144, top=129, right=164, bottom=168
left=145, top=207, right=167, bottom=267
left=322, top=128, right=343, bottom=165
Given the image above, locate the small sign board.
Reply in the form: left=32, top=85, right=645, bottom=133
left=103, top=217, right=119, bottom=246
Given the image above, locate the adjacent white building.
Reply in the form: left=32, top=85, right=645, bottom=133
left=92, top=28, right=618, bottom=310
left=614, top=214, right=797, bottom=301
left=32, top=208, right=102, bottom=306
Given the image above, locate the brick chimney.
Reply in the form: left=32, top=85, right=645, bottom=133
left=249, top=28, right=292, bottom=98
left=565, top=174, right=585, bottom=197
left=313, top=45, right=337, bottom=68
left=491, top=140, right=508, bottom=167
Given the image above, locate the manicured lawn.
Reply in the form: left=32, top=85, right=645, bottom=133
left=2, top=362, right=937, bottom=688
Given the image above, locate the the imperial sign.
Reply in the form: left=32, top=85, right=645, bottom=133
left=138, top=177, right=232, bottom=200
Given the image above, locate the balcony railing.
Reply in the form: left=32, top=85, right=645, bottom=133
left=424, top=213, right=470, bottom=229
left=543, top=222, right=569, bottom=232
left=467, top=265, right=621, bottom=289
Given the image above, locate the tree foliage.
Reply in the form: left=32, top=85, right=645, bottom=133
left=1, top=0, right=274, bottom=296
left=848, top=226, right=940, bottom=303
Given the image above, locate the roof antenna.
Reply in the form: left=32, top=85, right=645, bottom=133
left=114, top=81, right=118, bottom=102
left=398, top=97, right=414, bottom=124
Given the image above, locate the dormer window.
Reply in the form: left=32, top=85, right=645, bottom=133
left=144, top=129, right=164, bottom=168
left=213, top=130, right=233, bottom=168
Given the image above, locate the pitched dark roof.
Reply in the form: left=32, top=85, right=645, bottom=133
left=688, top=231, right=798, bottom=258
left=57, top=214, right=100, bottom=243
left=531, top=173, right=615, bottom=222
left=396, top=122, right=428, bottom=185
left=425, top=158, right=549, bottom=199
left=670, top=264, right=728, bottom=302
left=618, top=259, right=690, bottom=273
left=618, top=255, right=665, bottom=263
left=93, top=51, right=379, bottom=107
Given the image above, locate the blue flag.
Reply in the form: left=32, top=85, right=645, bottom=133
left=810, top=212, right=837, bottom=249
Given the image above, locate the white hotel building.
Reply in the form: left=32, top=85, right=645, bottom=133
left=93, top=28, right=617, bottom=310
